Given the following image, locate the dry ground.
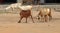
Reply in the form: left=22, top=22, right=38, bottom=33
left=0, top=11, right=60, bottom=33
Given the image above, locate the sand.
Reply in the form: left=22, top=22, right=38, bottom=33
left=0, top=11, right=60, bottom=33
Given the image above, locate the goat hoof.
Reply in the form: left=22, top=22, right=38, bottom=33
left=18, top=22, right=20, bottom=23
left=33, top=22, right=35, bottom=23
left=18, top=22, right=21, bottom=23
left=25, top=22, right=27, bottom=23
left=45, top=21, right=48, bottom=22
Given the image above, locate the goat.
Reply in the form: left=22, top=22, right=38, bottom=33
left=18, top=5, right=34, bottom=23
left=38, top=8, right=52, bottom=22
left=5, top=3, right=22, bottom=11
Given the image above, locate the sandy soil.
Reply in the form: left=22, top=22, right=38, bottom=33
left=0, top=11, right=60, bottom=33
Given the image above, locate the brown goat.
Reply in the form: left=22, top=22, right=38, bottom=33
left=38, top=8, right=52, bottom=22
left=18, top=10, right=34, bottom=23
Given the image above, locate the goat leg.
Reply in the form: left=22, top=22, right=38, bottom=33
left=44, top=15, right=48, bottom=22
left=31, top=15, right=34, bottom=23
left=48, top=13, right=52, bottom=21
left=25, top=18, right=28, bottom=23
left=18, top=17, right=23, bottom=23
left=37, top=15, right=40, bottom=20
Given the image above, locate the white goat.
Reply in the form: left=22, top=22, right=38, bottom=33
left=5, top=3, right=22, bottom=11
left=19, top=5, right=33, bottom=10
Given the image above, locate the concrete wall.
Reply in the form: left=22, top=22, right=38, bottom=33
left=40, top=0, right=45, bottom=3
left=17, top=0, right=23, bottom=3
left=17, top=0, right=45, bottom=4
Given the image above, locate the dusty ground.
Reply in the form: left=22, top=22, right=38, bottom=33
left=0, top=11, right=60, bottom=33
